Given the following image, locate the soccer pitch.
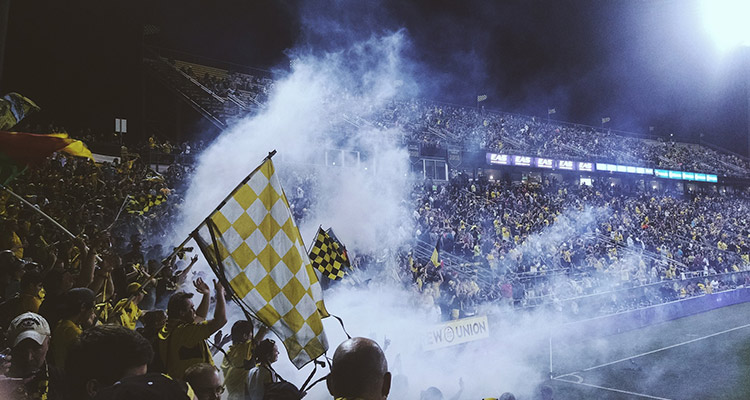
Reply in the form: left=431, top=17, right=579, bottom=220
left=547, top=300, right=750, bottom=399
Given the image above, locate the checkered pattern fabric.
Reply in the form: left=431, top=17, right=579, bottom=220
left=192, top=159, right=328, bottom=369
left=126, top=194, right=167, bottom=215
left=309, top=227, right=350, bottom=280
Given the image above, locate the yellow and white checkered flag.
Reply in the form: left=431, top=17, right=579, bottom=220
left=192, top=156, right=329, bottom=369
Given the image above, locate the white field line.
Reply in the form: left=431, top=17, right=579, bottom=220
left=551, top=323, right=750, bottom=399
left=581, top=322, right=750, bottom=373
left=551, top=377, right=673, bottom=400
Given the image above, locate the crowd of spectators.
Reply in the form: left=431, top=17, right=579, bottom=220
left=176, top=62, right=273, bottom=108
left=401, top=175, right=750, bottom=320
left=158, top=57, right=750, bottom=179
left=149, top=56, right=750, bottom=177
left=368, top=99, right=750, bottom=178
left=4, top=56, right=750, bottom=398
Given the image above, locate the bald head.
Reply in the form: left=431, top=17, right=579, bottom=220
left=327, top=337, right=391, bottom=400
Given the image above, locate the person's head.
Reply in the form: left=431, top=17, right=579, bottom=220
left=255, top=338, right=279, bottom=365
left=61, top=287, right=97, bottom=328
left=167, top=292, right=196, bottom=324
left=6, top=312, right=51, bottom=377
left=43, top=268, right=74, bottom=295
left=498, top=393, right=516, bottom=400
left=421, top=387, right=443, bottom=400
left=140, top=310, right=167, bottom=333
left=92, top=373, right=192, bottom=400
left=327, top=337, right=390, bottom=400
left=230, top=320, right=253, bottom=344
left=66, top=324, right=154, bottom=399
left=19, top=270, right=44, bottom=297
left=184, top=363, right=223, bottom=400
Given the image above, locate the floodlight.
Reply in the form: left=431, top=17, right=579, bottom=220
left=701, top=0, right=750, bottom=52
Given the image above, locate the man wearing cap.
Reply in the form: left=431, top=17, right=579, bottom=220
left=112, top=282, right=146, bottom=330
left=0, top=312, right=64, bottom=399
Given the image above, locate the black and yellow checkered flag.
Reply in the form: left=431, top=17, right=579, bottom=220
left=126, top=193, right=167, bottom=215
left=309, top=227, right=350, bottom=280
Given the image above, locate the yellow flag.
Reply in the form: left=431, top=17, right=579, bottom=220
left=192, top=158, right=328, bottom=369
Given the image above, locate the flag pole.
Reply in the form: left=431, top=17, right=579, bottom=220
left=307, top=225, right=323, bottom=254
left=158, top=150, right=278, bottom=268
left=105, top=195, right=131, bottom=231
left=0, top=183, right=76, bottom=239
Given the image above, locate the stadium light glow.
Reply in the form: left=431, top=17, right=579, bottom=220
left=701, top=0, right=750, bottom=52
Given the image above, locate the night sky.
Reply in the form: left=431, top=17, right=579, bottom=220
left=3, top=0, right=748, bottom=154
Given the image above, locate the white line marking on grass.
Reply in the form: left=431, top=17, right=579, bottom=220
left=582, top=323, right=750, bottom=372
left=555, top=373, right=583, bottom=383
left=552, top=378, right=673, bottom=400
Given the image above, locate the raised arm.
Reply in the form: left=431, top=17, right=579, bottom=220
left=193, top=278, right=211, bottom=321
left=205, top=279, right=227, bottom=333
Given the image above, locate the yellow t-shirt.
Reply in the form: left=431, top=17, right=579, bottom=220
left=10, top=231, right=23, bottom=259
left=51, top=319, right=83, bottom=369
left=158, top=321, right=215, bottom=379
left=17, top=293, right=42, bottom=315
left=221, top=340, right=255, bottom=397
left=115, top=299, right=142, bottom=330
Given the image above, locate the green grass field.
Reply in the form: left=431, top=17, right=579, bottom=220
left=547, top=301, right=750, bottom=399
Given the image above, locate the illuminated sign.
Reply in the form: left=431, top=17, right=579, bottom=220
left=536, top=158, right=554, bottom=168
left=482, top=152, right=717, bottom=183
left=514, top=155, right=532, bottom=166
left=487, top=153, right=509, bottom=165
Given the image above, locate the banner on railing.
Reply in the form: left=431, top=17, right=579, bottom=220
left=424, top=315, right=490, bottom=350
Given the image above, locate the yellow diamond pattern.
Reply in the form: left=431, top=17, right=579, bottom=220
left=232, top=212, right=257, bottom=240
left=259, top=213, right=282, bottom=242
left=211, top=212, right=232, bottom=234
left=229, top=272, right=252, bottom=299
left=256, top=275, right=281, bottom=302
left=193, top=158, right=328, bottom=369
left=233, top=184, right=258, bottom=210
left=231, top=242, right=256, bottom=269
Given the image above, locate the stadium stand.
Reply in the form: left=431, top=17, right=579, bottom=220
left=2, top=52, right=750, bottom=400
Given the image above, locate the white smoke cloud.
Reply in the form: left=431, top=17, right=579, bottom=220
left=172, top=30, right=415, bottom=254
left=168, top=7, right=660, bottom=399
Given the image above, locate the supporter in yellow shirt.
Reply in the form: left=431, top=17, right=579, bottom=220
left=221, top=319, right=269, bottom=400
left=50, top=287, right=98, bottom=370
left=113, top=282, right=147, bottom=330
left=158, top=278, right=226, bottom=379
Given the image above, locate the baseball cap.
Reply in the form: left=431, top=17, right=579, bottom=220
left=7, top=312, right=51, bottom=347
